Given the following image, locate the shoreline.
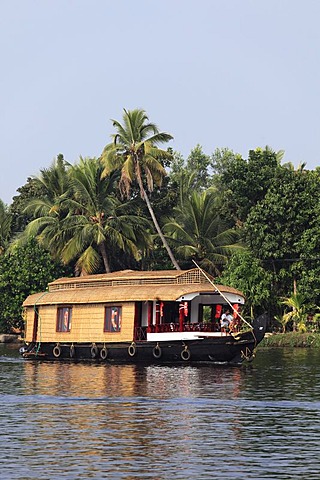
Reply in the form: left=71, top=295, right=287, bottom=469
left=0, top=334, right=23, bottom=344
left=259, top=332, right=320, bottom=348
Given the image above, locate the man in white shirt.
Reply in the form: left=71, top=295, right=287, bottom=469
left=220, top=309, right=233, bottom=334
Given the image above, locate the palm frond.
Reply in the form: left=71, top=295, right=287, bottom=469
left=75, top=246, right=102, bottom=275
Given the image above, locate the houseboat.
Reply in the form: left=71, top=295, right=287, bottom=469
left=20, top=268, right=267, bottom=365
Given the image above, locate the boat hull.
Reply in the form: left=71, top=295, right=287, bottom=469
left=20, top=331, right=259, bottom=366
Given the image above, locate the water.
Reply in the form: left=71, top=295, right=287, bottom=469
left=1, top=344, right=320, bottom=479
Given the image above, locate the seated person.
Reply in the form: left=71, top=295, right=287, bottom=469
left=220, top=309, right=233, bottom=333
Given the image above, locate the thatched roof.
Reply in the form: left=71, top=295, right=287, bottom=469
left=48, top=268, right=210, bottom=291
left=23, top=268, right=244, bottom=307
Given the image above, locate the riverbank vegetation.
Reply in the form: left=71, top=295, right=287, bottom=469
left=260, top=332, right=320, bottom=348
left=1, top=107, right=320, bottom=333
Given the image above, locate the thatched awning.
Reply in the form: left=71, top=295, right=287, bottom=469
left=23, top=283, right=244, bottom=307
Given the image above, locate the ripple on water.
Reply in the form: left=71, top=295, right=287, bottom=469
left=1, top=347, right=320, bottom=479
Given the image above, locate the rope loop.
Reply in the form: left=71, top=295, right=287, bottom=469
left=90, top=343, right=99, bottom=358
left=53, top=343, right=62, bottom=358
left=128, top=342, right=136, bottom=357
left=100, top=346, right=108, bottom=360
left=181, top=346, right=191, bottom=361
left=70, top=344, right=75, bottom=358
left=152, top=343, right=162, bottom=359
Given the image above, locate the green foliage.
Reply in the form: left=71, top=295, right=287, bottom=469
left=168, top=145, right=213, bottom=207
left=62, top=157, right=152, bottom=274
left=0, top=200, right=12, bottom=254
left=218, top=251, right=273, bottom=318
left=17, top=156, right=152, bottom=275
left=281, top=292, right=308, bottom=333
left=185, top=145, right=212, bottom=190
left=245, top=167, right=320, bottom=307
left=163, top=188, right=243, bottom=275
left=101, top=108, right=180, bottom=270
left=10, top=177, right=47, bottom=234
left=261, top=332, right=320, bottom=348
left=101, top=108, right=173, bottom=198
left=245, top=168, right=316, bottom=258
left=0, top=239, right=71, bottom=333
left=214, top=146, right=281, bottom=223
left=15, top=154, right=72, bottom=262
left=2, top=120, right=320, bottom=333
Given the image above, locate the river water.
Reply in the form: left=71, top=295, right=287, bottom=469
left=1, top=344, right=320, bottom=480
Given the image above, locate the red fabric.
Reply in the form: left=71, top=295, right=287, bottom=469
left=215, top=305, right=222, bottom=318
left=233, top=303, right=239, bottom=319
left=160, top=301, right=164, bottom=318
left=179, top=303, right=184, bottom=331
left=147, top=301, right=153, bottom=333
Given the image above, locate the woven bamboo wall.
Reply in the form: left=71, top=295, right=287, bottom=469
left=25, top=302, right=135, bottom=344
left=25, top=309, right=35, bottom=343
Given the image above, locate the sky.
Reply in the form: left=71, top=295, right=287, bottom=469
left=1, top=0, right=320, bottom=204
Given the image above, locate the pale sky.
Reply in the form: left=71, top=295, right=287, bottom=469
left=1, top=0, right=319, bottom=204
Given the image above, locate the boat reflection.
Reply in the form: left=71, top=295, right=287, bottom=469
left=20, top=361, right=248, bottom=470
left=22, top=361, right=145, bottom=397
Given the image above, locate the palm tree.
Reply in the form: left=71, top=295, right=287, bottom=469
left=61, top=157, right=152, bottom=274
left=16, top=155, right=71, bottom=258
left=282, top=161, right=307, bottom=172
left=101, top=108, right=180, bottom=270
left=19, top=156, right=151, bottom=274
left=163, top=188, right=243, bottom=275
left=281, top=292, right=307, bottom=332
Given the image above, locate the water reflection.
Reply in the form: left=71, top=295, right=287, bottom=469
left=22, top=361, right=145, bottom=398
left=1, top=346, right=320, bottom=479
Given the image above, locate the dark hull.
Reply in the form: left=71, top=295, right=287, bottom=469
left=21, top=330, right=261, bottom=366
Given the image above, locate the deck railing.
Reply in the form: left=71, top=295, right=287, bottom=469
left=134, top=322, right=219, bottom=340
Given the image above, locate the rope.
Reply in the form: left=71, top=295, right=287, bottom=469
left=241, top=347, right=255, bottom=361
left=192, top=260, right=253, bottom=329
left=192, top=260, right=259, bottom=348
left=193, top=261, right=260, bottom=345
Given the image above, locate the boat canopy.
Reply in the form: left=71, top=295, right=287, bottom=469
left=23, top=268, right=244, bottom=307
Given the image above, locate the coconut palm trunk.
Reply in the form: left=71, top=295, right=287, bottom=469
left=99, top=241, right=111, bottom=273
left=138, top=178, right=181, bottom=270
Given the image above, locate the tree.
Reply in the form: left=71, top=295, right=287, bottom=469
left=217, top=251, right=273, bottom=319
left=163, top=188, right=243, bottom=275
left=101, top=108, right=180, bottom=270
left=18, top=156, right=152, bottom=274
left=61, top=157, right=152, bottom=274
left=185, top=144, right=212, bottom=190
left=0, top=200, right=12, bottom=254
left=167, top=145, right=213, bottom=209
left=16, top=154, right=71, bottom=261
left=281, top=293, right=308, bottom=333
left=244, top=167, right=320, bottom=310
left=0, top=239, right=70, bottom=333
left=10, top=177, right=47, bottom=234
left=213, top=146, right=282, bottom=223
